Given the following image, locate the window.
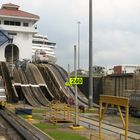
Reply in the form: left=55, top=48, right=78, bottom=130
left=15, top=22, right=20, bottom=26
left=4, top=20, right=9, bottom=25
left=8, top=32, right=17, bottom=36
left=32, top=40, right=56, bottom=46
left=4, top=20, right=21, bottom=26
left=32, top=41, right=44, bottom=44
left=23, top=22, right=29, bottom=27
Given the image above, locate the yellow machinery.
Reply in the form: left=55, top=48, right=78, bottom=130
left=48, top=101, right=72, bottom=124
left=99, top=95, right=129, bottom=140
left=0, top=100, right=6, bottom=109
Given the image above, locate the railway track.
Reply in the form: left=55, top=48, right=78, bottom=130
left=26, top=64, right=49, bottom=106
left=0, top=114, right=23, bottom=140
left=14, top=68, right=42, bottom=107
left=79, top=114, right=140, bottom=140
left=0, top=109, right=54, bottom=140
left=1, top=62, right=18, bottom=103
left=46, top=63, right=89, bottom=106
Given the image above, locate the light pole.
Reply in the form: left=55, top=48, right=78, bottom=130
left=77, top=21, right=81, bottom=70
left=68, top=64, right=70, bottom=80
left=11, top=36, right=14, bottom=78
left=74, top=45, right=79, bottom=126
left=89, top=0, right=93, bottom=108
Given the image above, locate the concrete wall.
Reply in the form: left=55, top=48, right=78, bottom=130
left=103, top=74, right=135, bottom=97
left=76, top=73, right=140, bottom=104
left=78, top=77, right=103, bottom=104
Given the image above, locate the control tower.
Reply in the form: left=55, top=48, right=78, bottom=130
left=0, top=3, right=39, bottom=62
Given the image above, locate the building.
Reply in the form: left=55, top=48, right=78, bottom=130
left=113, top=65, right=140, bottom=75
left=0, top=3, right=39, bottom=63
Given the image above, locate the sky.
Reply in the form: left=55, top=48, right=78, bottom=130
left=1, top=0, right=140, bottom=71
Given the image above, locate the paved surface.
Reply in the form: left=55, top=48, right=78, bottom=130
left=79, top=114, right=140, bottom=140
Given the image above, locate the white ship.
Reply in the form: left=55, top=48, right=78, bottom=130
left=32, top=34, right=56, bottom=63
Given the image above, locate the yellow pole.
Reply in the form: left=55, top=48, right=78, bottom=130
left=56, top=107, right=58, bottom=125
left=67, top=107, right=70, bottom=120
left=69, top=107, right=71, bottom=120
left=99, top=99, right=102, bottom=140
left=78, top=108, right=80, bottom=124
left=118, top=105, right=125, bottom=128
left=64, top=106, right=66, bottom=120
left=90, top=133, right=93, bottom=140
left=125, top=106, right=129, bottom=140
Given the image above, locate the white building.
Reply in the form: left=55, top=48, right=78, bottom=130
left=0, top=3, right=39, bottom=62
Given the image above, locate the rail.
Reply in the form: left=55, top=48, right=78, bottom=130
left=25, top=64, right=49, bottom=106
left=48, top=63, right=89, bottom=106
left=80, top=116, right=140, bottom=140
left=14, top=68, right=41, bottom=106
left=0, top=62, right=18, bottom=103
left=38, top=64, right=63, bottom=101
left=0, top=109, right=54, bottom=140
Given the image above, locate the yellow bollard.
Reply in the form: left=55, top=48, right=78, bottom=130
left=27, top=115, right=33, bottom=123
left=8, top=103, right=12, bottom=107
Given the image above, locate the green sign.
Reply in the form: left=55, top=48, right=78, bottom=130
left=70, top=77, right=83, bottom=85
left=65, top=82, right=72, bottom=87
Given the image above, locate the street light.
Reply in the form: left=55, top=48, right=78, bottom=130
left=74, top=45, right=79, bottom=126
left=89, top=0, right=93, bottom=108
left=77, top=21, right=81, bottom=70
left=11, top=36, right=14, bottom=78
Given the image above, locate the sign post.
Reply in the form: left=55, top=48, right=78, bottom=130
left=66, top=45, right=84, bottom=129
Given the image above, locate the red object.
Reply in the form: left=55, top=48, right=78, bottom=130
left=113, top=66, right=122, bottom=74
left=67, top=97, right=74, bottom=107
left=0, top=3, right=39, bottom=19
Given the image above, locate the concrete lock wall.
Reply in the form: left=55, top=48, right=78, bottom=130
left=78, top=73, right=140, bottom=104
left=102, top=74, right=135, bottom=97
left=78, top=77, right=103, bottom=104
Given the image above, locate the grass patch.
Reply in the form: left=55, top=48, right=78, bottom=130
left=34, top=123, right=88, bottom=140
left=129, top=116, right=140, bottom=124
left=19, top=114, right=28, bottom=119
left=82, top=109, right=98, bottom=113
left=32, top=114, right=43, bottom=120
left=35, top=123, right=60, bottom=129
left=47, top=130, right=88, bottom=140
left=32, top=109, right=46, bottom=114
left=19, top=114, right=42, bottom=120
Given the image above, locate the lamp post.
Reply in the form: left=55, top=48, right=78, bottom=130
left=77, top=21, right=81, bottom=70
left=11, top=36, right=14, bottom=78
left=74, top=45, right=79, bottom=126
left=89, top=0, right=93, bottom=108
left=68, top=64, right=70, bottom=80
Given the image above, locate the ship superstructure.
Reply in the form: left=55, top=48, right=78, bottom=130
left=32, top=34, right=56, bottom=63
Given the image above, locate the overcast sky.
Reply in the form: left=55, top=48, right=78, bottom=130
left=1, top=0, right=140, bottom=71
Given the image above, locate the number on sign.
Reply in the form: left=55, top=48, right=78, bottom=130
left=70, top=78, right=83, bottom=85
